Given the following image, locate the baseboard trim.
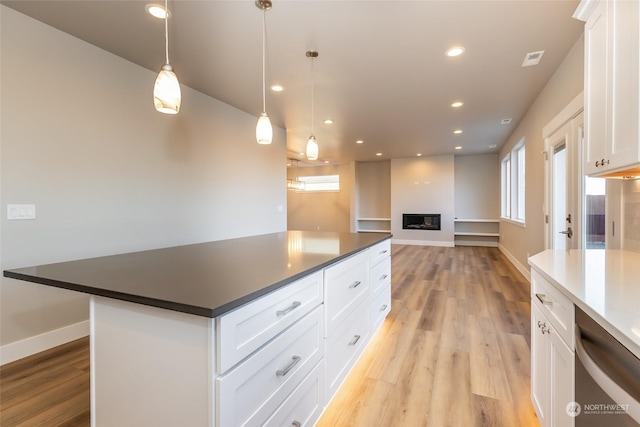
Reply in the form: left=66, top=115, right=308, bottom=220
left=391, top=239, right=455, bottom=247
left=498, top=244, right=531, bottom=282
left=0, top=320, right=90, bottom=366
left=455, top=240, right=499, bottom=247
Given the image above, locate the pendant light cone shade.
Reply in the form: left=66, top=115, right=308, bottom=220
left=256, top=0, right=273, bottom=144
left=256, top=112, right=273, bottom=144
left=306, top=135, right=318, bottom=160
left=154, top=0, right=181, bottom=114
left=154, top=64, right=181, bottom=114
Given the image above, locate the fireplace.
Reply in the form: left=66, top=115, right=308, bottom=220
left=402, top=214, right=441, bottom=230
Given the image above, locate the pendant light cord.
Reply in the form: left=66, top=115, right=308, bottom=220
left=262, top=8, right=267, bottom=113
left=310, top=56, right=315, bottom=135
left=164, top=0, right=170, bottom=64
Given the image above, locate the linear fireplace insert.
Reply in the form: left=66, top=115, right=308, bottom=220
left=402, top=213, right=441, bottom=230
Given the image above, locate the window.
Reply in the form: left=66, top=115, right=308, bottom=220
left=501, top=138, right=525, bottom=224
left=297, top=174, right=340, bottom=192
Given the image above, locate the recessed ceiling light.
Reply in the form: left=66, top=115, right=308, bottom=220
left=522, top=50, right=545, bottom=67
left=323, top=119, right=333, bottom=125
left=446, top=46, right=465, bottom=57
left=501, top=118, right=512, bottom=124
left=451, top=101, right=464, bottom=108
left=146, top=4, right=170, bottom=19
left=356, top=140, right=364, bottom=144
left=270, top=85, right=283, bottom=92
left=489, top=144, right=497, bottom=148
left=453, top=129, right=463, bottom=134
left=417, top=153, right=422, bottom=157
left=376, top=152, right=382, bottom=156
left=455, top=146, right=462, bottom=150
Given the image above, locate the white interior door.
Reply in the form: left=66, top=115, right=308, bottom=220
left=545, top=112, right=583, bottom=250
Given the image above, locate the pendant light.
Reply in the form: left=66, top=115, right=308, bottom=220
left=255, top=0, right=273, bottom=144
left=306, top=50, right=319, bottom=160
left=153, top=0, right=181, bottom=114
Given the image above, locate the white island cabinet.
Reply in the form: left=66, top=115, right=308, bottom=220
left=4, top=231, right=392, bottom=427
left=575, top=0, right=640, bottom=176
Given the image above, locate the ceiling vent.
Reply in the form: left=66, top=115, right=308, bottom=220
left=522, top=50, right=545, bottom=67
left=501, top=118, right=512, bottom=125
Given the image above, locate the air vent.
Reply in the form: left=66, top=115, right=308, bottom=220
left=522, top=50, right=545, bottom=67
left=501, top=118, right=512, bottom=125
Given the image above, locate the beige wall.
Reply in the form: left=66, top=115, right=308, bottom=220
left=0, top=7, right=286, bottom=347
left=622, top=179, right=640, bottom=252
left=390, top=156, right=455, bottom=245
left=355, top=161, right=391, bottom=218
left=499, top=35, right=584, bottom=273
left=287, top=163, right=355, bottom=232
left=454, top=154, right=500, bottom=219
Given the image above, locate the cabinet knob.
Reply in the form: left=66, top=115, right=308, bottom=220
left=596, top=160, right=600, bottom=167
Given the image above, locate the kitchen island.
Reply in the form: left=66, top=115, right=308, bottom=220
left=4, top=230, right=393, bottom=426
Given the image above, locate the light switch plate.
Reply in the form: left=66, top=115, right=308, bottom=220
left=7, top=204, right=36, bottom=220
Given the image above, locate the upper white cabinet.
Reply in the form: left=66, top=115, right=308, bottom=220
left=576, top=0, right=640, bottom=176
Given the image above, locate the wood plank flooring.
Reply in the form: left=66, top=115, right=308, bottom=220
left=0, top=245, right=538, bottom=427
left=317, top=245, right=539, bottom=427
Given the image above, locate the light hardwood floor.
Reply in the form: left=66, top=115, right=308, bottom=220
left=0, top=245, right=539, bottom=427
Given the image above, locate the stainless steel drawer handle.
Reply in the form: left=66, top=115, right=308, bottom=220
left=379, top=249, right=388, bottom=254
left=277, top=301, right=301, bottom=316
left=349, top=281, right=362, bottom=289
left=349, top=335, right=361, bottom=346
left=535, top=293, right=553, bottom=306
left=380, top=304, right=388, bottom=312
left=291, top=422, right=302, bottom=427
left=380, top=274, right=388, bottom=280
left=276, top=355, right=301, bottom=377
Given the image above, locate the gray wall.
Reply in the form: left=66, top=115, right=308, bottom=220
left=454, top=154, right=500, bottom=219
left=499, top=36, right=584, bottom=273
left=622, top=179, right=640, bottom=252
left=1, top=7, right=286, bottom=346
left=390, top=156, right=455, bottom=245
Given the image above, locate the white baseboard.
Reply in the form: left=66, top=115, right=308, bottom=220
left=391, top=239, right=455, bottom=247
left=455, top=240, right=499, bottom=247
left=0, top=320, right=90, bottom=366
left=498, top=244, right=531, bottom=282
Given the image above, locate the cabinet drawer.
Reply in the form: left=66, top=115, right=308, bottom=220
left=217, top=306, right=323, bottom=427
left=369, top=239, right=391, bottom=267
left=325, top=299, right=370, bottom=401
left=371, top=284, right=391, bottom=332
left=264, top=361, right=324, bottom=427
left=370, top=256, right=391, bottom=296
left=324, top=252, right=369, bottom=337
left=531, top=270, right=574, bottom=348
left=217, top=271, right=323, bottom=373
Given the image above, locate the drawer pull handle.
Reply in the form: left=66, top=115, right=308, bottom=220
left=380, top=304, right=388, bottom=312
left=379, top=249, right=388, bottom=255
left=349, top=335, right=361, bottom=346
left=276, top=355, right=301, bottom=377
left=535, top=293, right=552, bottom=306
left=380, top=274, right=388, bottom=280
left=291, top=422, right=302, bottom=427
left=277, top=301, right=301, bottom=316
left=349, top=281, right=362, bottom=289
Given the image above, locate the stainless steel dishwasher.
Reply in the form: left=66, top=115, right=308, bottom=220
left=575, top=306, right=640, bottom=426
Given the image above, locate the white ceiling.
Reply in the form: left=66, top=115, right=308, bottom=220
left=2, top=0, right=584, bottom=165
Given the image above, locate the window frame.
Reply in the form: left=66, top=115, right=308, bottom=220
left=296, top=174, right=340, bottom=193
left=501, top=138, right=526, bottom=226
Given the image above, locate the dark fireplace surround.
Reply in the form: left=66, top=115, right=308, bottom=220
left=402, top=213, right=441, bottom=230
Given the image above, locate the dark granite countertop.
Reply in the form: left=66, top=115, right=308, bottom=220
left=3, top=231, right=391, bottom=318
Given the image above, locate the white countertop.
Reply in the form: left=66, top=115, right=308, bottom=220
left=528, top=249, right=640, bottom=359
